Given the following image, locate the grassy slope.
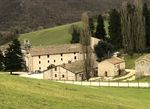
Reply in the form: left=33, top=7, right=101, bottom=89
left=19, top=21, right=109, bottom=46
left=0, top=74, right=150, bottom=109
left=19, top=22, right=81, bottom=46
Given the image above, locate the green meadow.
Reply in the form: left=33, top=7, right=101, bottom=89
left=0, top=74, right=150, bottom=109
left=19, top=22, right=80, bottom=46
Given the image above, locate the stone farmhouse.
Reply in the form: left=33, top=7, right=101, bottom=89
left=135, top=54, right=150, bottom=78
left=25, top=44, right=83, bottom=72
left=44, top=60, right=84, bottom=81
left=98, top=57, right=125, bottom=77
left=43, top=60, right=98, bottom=81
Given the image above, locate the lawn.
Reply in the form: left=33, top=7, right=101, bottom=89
left=0, top=74, right=150, bottom=109
left=19, top=21, right=109, bottom=47
left=124, top=54, right=142, bottom=69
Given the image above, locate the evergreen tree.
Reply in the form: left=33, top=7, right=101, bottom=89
left=95, top=14, right=106, bottom=40
left=5, top=39, right=24, bottom=72
left=69, top=25, right=80, bottom=43
left=0, top=50, right=4, bottom=70
left=94, top=41, right=114, bottom=61
left=143, top=3, right=150, bottom=47
left=109, top=9, right=122, bottom=50
left=89, top=18, right=95, bottom=37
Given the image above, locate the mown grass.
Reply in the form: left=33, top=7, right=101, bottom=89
left=19, top=21, right=109, bottom=47
left=124, top=54, right=142, bottom=69
left=0, top=74, right=150, bottom=109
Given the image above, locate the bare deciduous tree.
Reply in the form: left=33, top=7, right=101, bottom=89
left=121, top=0, right=146, bottom=54
left=80, top=12, right=93, bottom=81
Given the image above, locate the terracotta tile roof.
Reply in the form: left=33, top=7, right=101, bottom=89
left=29, top=44, right=82, bottom=56
left=104, top=57, right=125, bottom=65
left=136, top=54, right=150, bottom=62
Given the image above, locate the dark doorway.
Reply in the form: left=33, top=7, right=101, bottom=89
left=118, top=69, right=122, bottom=76
left=105, top=71, right=108, bottom=77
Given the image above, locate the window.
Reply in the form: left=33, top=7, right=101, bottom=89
left=74, top=56, right=77, bottom=60
left=62, top=75, right=65, bottom=78
left=61, top=54, right=63, bottom=56
left=61, top=58, right=63, bottom=61
left=55, top=67, right=57, bottom=71
left=39, top=67, right=41, bottom=70
left=39, top=56, right=41, bottom=59
left=54, top=60, right=56, bottom=63
left=39, top=61, right=41, bottom=64
left=55, top=74, right=57, bottom=77
left=47, top=55, right=50, bottom=58
left=48, top=60, right=50, bottom=63
left=74, top=52, right=76, bottom=55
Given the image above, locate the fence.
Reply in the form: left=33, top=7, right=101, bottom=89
left=57, top=80, right=150, bottom=88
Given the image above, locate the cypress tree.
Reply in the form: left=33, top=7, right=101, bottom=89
left=109, top=9, right=122, bottom=50
left=95, top=14, right=106, bottom=40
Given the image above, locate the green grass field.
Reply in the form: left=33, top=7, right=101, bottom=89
left=0, top=74, right=150, bottom=109
left=19, top=21, right=109, bottom=46
left=19, top=22, right=81, bottom=46
left=124, top=54, right=142, bottom=69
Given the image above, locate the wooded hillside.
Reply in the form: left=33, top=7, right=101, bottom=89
left=0, top=0, right=149, bottom=32
left=1, top=0, right=149, bottom=32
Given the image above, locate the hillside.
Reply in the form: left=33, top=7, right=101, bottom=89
left=19, top=22, right=80, bottom=46
left=0, top=74, right=150, bottom=109
left=1, top=0, right=150, bottom=32
left=19, top=21, right=109, bottom=46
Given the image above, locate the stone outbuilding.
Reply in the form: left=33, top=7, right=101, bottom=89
left=135, top=54, right=150, bottom=78
left=43, top=60, right=98, bottom=81
left=98, top=57, right=125, bottom=77
left=43, top=61, right=85, bottom=81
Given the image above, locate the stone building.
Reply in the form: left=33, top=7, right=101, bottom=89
left=43, top=61, right=84, bottom=81
left=98, top=57, right=125, bottom=77
left=25, top=44, right=82, bottom=72
left=43, top=60, right=98, bottom=81
left=135, top=54, right=150, bottom=78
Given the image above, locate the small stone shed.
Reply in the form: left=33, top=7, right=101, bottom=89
left=98, top=57, right=125, bottom=77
